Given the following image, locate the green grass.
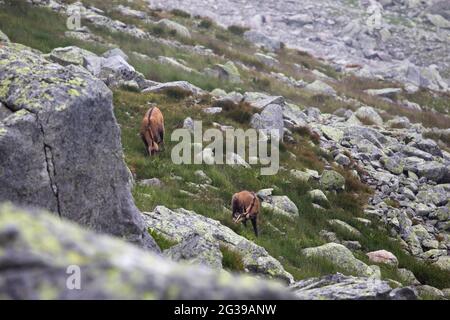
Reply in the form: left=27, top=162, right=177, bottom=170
left=148, top=229, right=178, bottom=250
left=2, top=0, right=449, bottom=289
left=220, top=246, right=245, bottom=272
left=113, top=89, right=450, bottom=288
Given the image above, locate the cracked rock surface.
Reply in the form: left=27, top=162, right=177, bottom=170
left=0, top=42, right=157, bottom=250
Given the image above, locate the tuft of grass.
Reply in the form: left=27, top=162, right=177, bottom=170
left=220, top=246, right=245, bottom=272
left=170, top=9, right=191, bottom=18
left=227, top=25, right=249, bottom=36
left=148, top=229, right=178, bottom=250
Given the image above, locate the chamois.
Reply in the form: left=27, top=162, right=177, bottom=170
left=231, top=190, right=261, bottom=237
left=140, top=106, right=164, bottom=156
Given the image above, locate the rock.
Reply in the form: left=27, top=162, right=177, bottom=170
left=100, top=55, right=136, bottom=80
left=343, top=240, right=362, bottom=251
left=304, top=80, right=336, bottom=96
left=102, top=47, right=129, bottom=61
left=244, top=30, right=282, bottom=52
left=301, top=243, right=378, bottom=278
left=143, top=81, right=205, bottom=96
left=442, top=289, right=450, bottom=300
left=320, top=170, right=346, bottom=191
left=115, top=5, right=146, bottom=19
left=355, top=106, right=383, bottom=126
left=397, top=268, right=420, bottom=286
left=321, top=125, right=344, bottom=142
left=308, top=189, right=328, bottom=204
left=335, top=154, right=351, bottom=166
left=426, top=14, right=450, bottom=29
left=250, top=104, right=284, bottom=141
left=194, top=170, right=212, bottom=184
left=381, top=155, right=404, bottom=175
left=158, top=56, right=195, bottom=73
left=0, top=42, right=155, bottom=249
left=225, top=152, right=250, bottom=168
left=203, top=107, right=222, bottom=114
left=210, top=61, right=241, bottom=83
left=0, top=29, right=10, bottom=43
left=417, top=186, right=448, bottom=206
left=261, top=195, right=299, bottom=219
left=387, top=116, right=411, bottom=129
left=366, top=250, right=399, bottom=267
left=164, top=233, right=223, bottom=270
left=329, top=219, right=362, bottom=237
left=157, top=19, right=191, bottom=38
left=144, top=206, right=293, bottom=283
left=0, top=102, right=12, bottom=121
left=416, top=285, right=445, bottom=300
left=244, top=92, right=285, bottom=110
left=48, top=46, right=97, bottom=66
left=210, top=88, right=227, bottom=97
left=412, top=139, right=443, bottom=157
left=290, top=169, right=314, bottom=182
left=183, top=117, right=194, bottom=132
left=402, top=146, right=434, bottom=161
left=138, top=178, right=164, bottom=188
left=0, top=203, right=294, bottom=299
left=365, top=88, right=402, bottom=98
left=433, top=256, right=450, bottom=272
left=414, top=161, right=447, bottom=182
left=255, top=53, right=279, bottom=67
left=284, top=13, right=314, bottom=26
left=292, top=273, right=417, bottom=300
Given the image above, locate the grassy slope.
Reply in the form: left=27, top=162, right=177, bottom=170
left=1, top=0, right=449, bottom=289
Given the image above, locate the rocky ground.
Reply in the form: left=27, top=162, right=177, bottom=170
left=0, top=0, right=449, bottom=300
left=150, top=0, right=450, bottom=91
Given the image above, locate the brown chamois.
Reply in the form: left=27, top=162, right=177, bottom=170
left=140, top=106, right=164, bottom=156
left=231, top=190, right=261, bottom=237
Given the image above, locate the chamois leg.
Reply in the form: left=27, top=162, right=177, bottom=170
left=159, top=127, right=165, bottom=151
left=141, top=134, right=150, bottom=156
left=251, top=216, right=258, bottom=237
left=242, top=219, right=247, bottom=227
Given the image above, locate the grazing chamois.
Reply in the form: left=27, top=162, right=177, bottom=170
left=231, top=190, right=261, bottom=237
left=140, top=106, right=164, bottom=156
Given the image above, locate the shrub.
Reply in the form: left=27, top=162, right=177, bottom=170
left=227, top=25, right=249, bottom=36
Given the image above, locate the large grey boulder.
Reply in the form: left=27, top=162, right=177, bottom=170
left=355, top=106, right=383, bottom=126
left=292, top=273, right=417, bottom=300
left=144, top=206, right=294, bottom=283
left=244, top=30, right=282, bottom=52
left=157, top=19, right=191, bottom=38
left=414, top=161, right=447, bottom=182
left=412, top=138, right=443, bottom=157
left=250, top=104, right=285, bottom=141
left=302, top=243, right=379, bottom=278
left=164, top=233, right=223, bottom=270
left=0, top=42, right=156, bottom=249
left=0, top=203, right=294, bottom=299
left=320, top=170, right=346, bottom=191
left=304, top=80, right=336, bottom=96
left=142, top=81, right=205, bottom=96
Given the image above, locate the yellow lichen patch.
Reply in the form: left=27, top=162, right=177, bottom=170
left=55, top=104, right=68, bottom=112
left=0, top=78, right=12, bottom=98
left=15, top=66, right=32, bottom=75
left=68, top=88, right=80, bottom=97
left=68, top=77, right=86, bottom=87
left=38, top=282, right=59, bottom=300
left=0, top=127, right=6, bottom=136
